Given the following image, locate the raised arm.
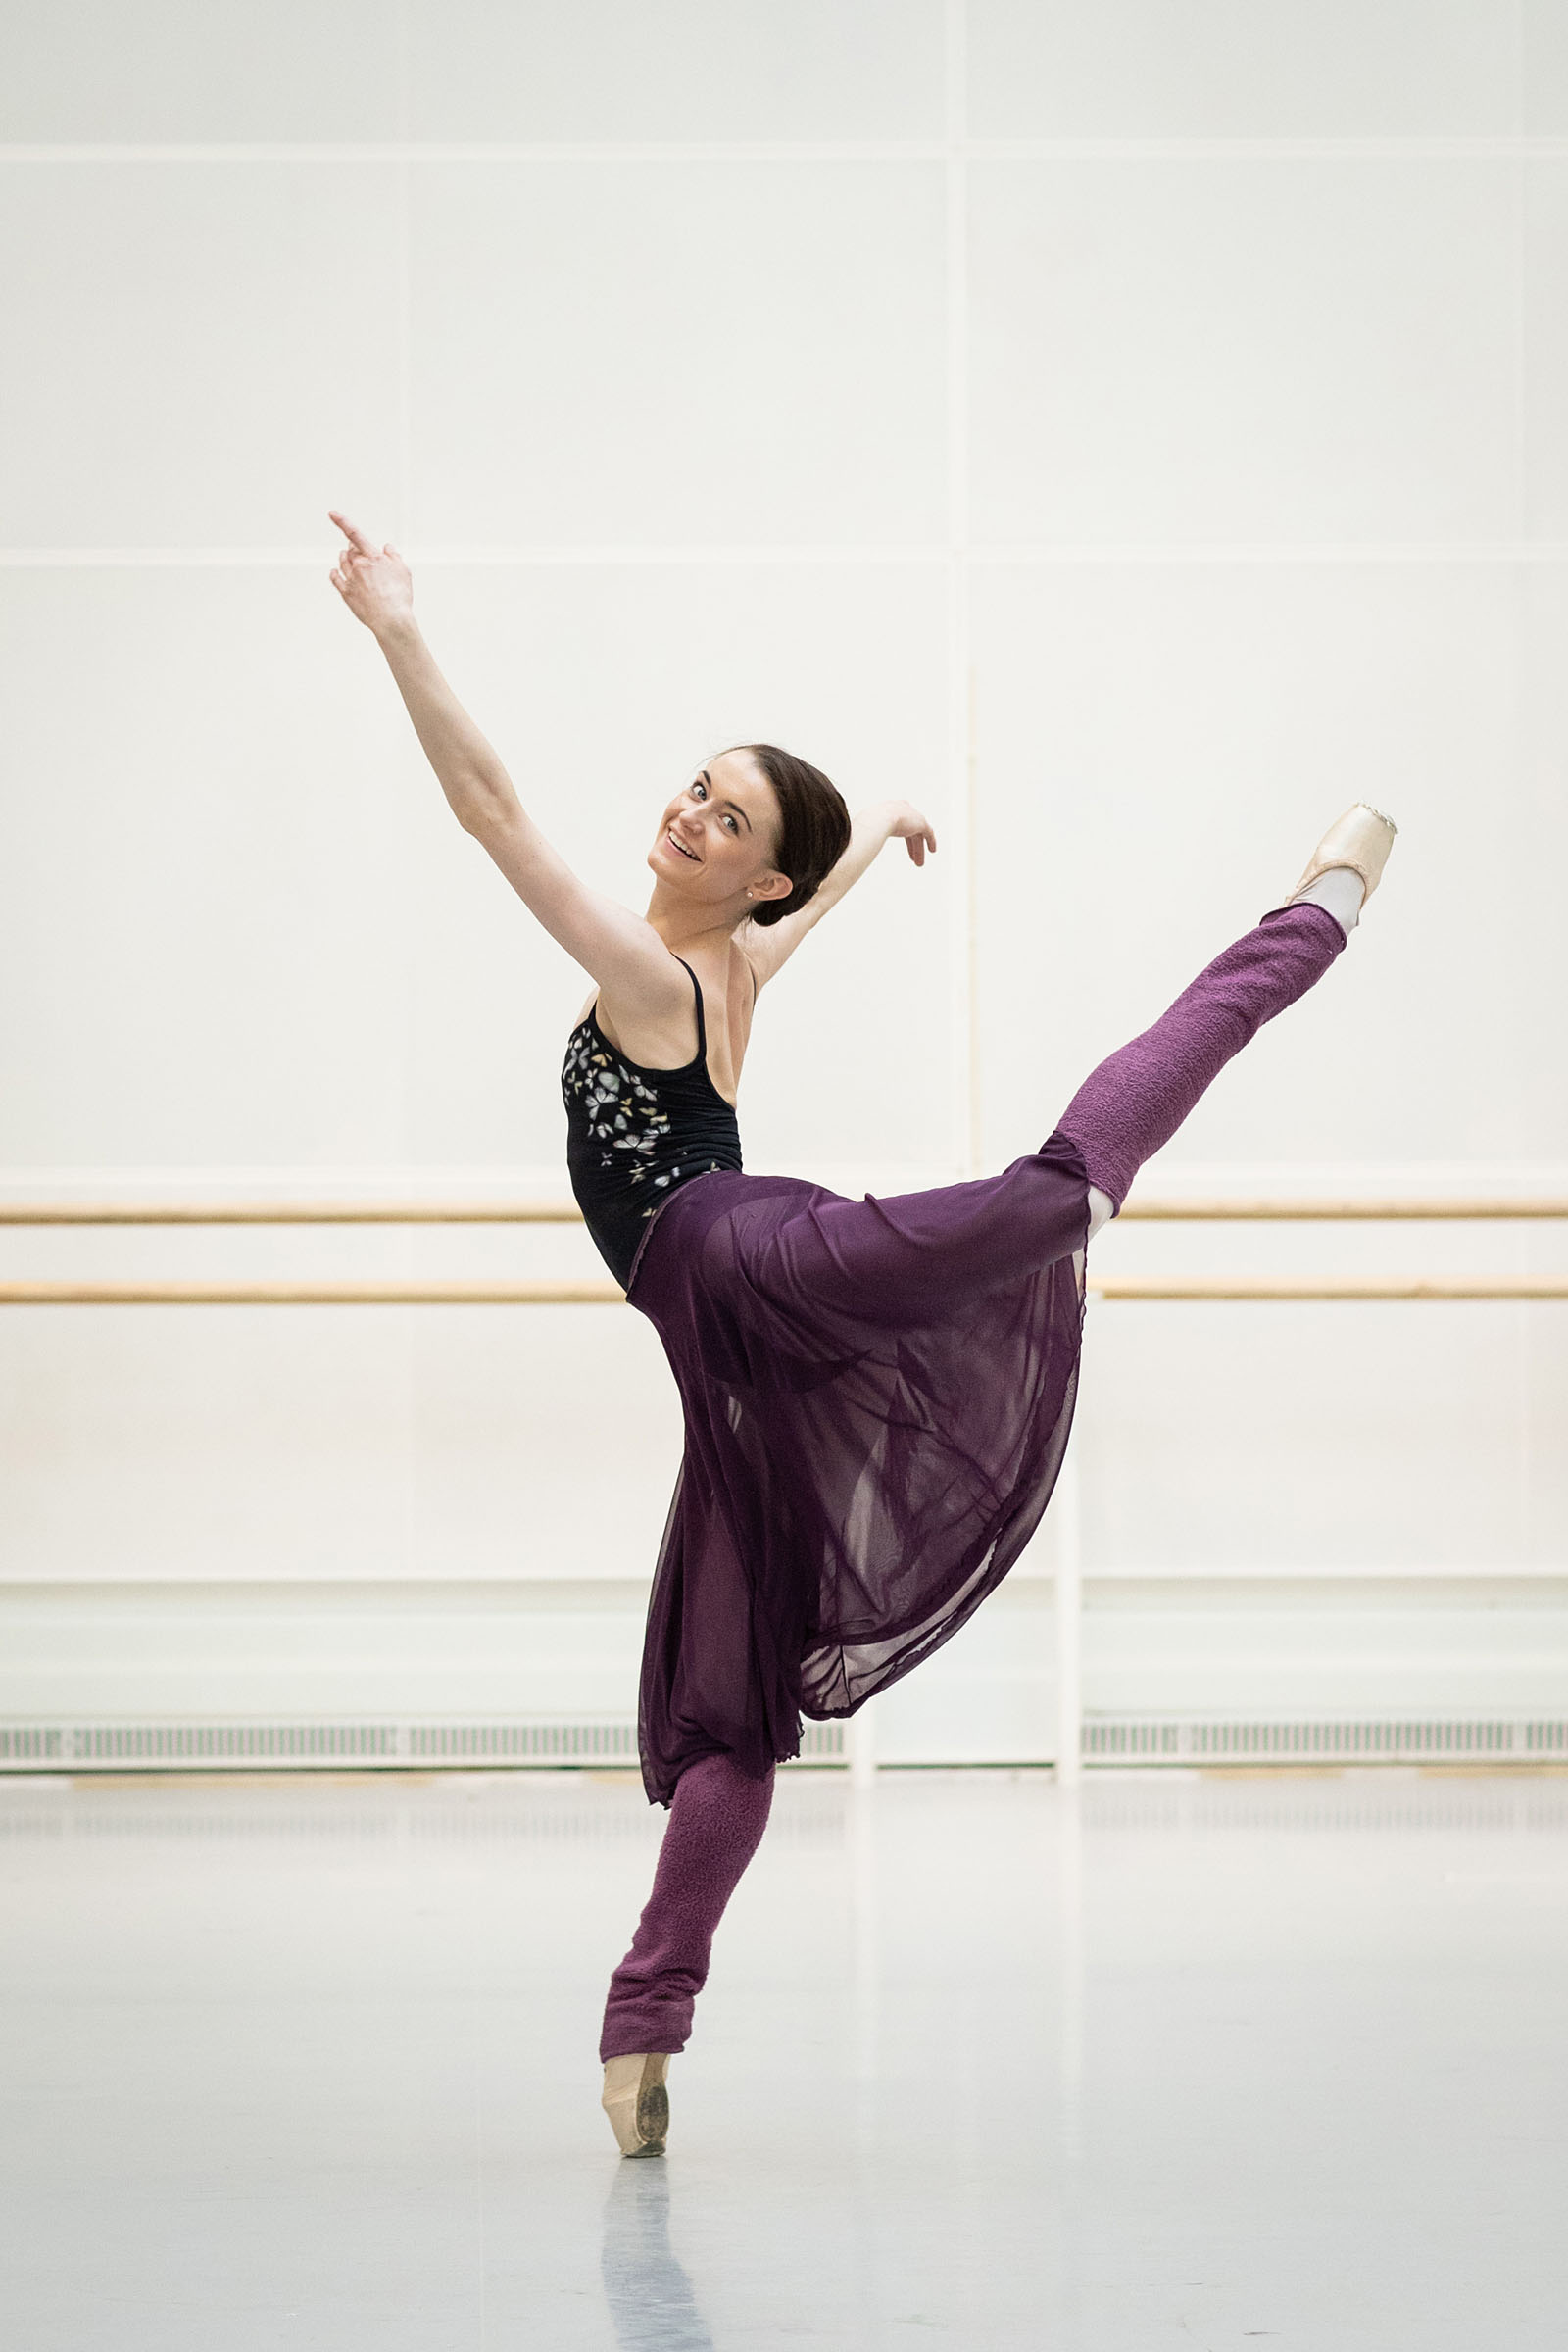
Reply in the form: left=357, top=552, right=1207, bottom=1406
left=743, top=798, right=938, bottom=989
left=327, top=513, right=688, bottom=1012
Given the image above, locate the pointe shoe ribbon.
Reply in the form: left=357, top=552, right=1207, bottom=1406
left=602, top=2052, right=671, bottom=2157
left=1286, top=802, right=1398, bottom=907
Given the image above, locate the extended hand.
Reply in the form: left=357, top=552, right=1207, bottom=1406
left=328, top=510, right=413, bottom=637
left=884, top=801, right=938, bottom=866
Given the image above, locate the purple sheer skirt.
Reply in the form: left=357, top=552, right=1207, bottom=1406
left=623, top=902, right=1345, bottom=1806
left=627, top=1141, right=1090, bottom=1803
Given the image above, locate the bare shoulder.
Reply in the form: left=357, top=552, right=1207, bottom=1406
left=577, top=940, right=701, bottom=1061
left=692, top=931, right=760, bottom=1050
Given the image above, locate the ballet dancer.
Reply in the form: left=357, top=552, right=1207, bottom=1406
left=328, top=511, right=1396, bottom=2158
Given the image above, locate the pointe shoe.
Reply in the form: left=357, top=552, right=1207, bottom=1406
left=1286, top=802, right=1398, bottom=908
left=602, top=2052, right=671, bottom=2157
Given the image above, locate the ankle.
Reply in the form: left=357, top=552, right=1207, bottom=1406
left=1292, top=866, right=1366, bottom=938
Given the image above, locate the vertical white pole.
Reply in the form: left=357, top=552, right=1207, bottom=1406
left=393, top=0, right=413, bottom=550
left=852, top=1737, right=880, bottom=2178
left=848, top=1700, right=877, bottom=1788
left=1054, top=1450, right=1083, bottom=1786
left=1057, top=1767, right=1084, bottom=2164
left=944, top=0, right=975, bottom=1180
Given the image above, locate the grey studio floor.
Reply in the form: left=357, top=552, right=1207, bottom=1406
left=3, top=1768, right=1566, bottom=2351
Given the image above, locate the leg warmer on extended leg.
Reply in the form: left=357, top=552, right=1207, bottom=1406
left=1055, top=904, right=1346, bottom=1210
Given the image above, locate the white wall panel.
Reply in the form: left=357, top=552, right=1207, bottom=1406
left=967, top=1, right=1520, bottom=138
left=1084, top=1579, right=1568, bottom=1720
left=1524, top=0, right=1568, bottom=133
left=0, top=2, right=398, bottom=143
left=1077, top=1298, right=1568, bottom=1572
left=0, top=1300, right=678, bottom=1586
left=0, top=569, right=416, bottom=1164
left=408, top=0, right=946, bottom=143
left=969, top=159, right=1518, bottom=547
left=0, top=1307, right=415, bottom=1584
left=406, top=1308, right=680, bottom=1582
left=409, top=162, right=947, bottom=547
left=0, top=1583, right=649, bottom=1719
left=1515, top=566, right=1568, bottom=1161
left=0, top=165, right=402, bottom=547
left=1525, top=164, right=1568, bottom=542
left=969, top=560, right=1553, bottom=1173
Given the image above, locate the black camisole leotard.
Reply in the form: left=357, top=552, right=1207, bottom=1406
left=562, top=956, right=744, bottom=1288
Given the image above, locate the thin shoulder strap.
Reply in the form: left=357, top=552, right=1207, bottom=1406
left=671, top=956, right=708, bottom=1054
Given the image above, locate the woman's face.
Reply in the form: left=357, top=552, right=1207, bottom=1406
left=648, top=750, right=790, bottom=911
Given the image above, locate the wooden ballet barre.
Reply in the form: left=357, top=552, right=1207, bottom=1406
left=0, top=1280, right=626, bottom=1304
left=1, top=1191, right=1564, bottom=1306
left=0, top=1195, right=1565, bottom=1225
left=1, top=1276, right=1566, bottom=1305
left=0, top=1200, right=586, bottom=1225
left=1117, top=1197, right=1568, bottom=1221
left=1089, top=1276, right=1568, bottom=1301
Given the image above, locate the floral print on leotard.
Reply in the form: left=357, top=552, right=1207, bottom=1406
left=562, top=1025, right=724, bottom=1216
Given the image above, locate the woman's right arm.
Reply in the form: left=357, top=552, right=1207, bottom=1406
left=328, top=512, right=687, bottom=1010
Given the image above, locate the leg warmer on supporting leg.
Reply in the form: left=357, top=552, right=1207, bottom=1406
left=600, top=1752, right=776, bottom=2062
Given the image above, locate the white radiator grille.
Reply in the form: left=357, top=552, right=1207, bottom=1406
left=1083, top=1718, right=1568, bottom=1765
left=0, top=1718, right=848, bottom=1771
left=2, top=1717, right=1564, bottom=1773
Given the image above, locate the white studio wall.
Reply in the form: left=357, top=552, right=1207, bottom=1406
left=1, top=0, right=1565, bottom=1771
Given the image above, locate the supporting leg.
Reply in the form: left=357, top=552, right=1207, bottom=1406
left=1055, top=903, right=1347, bottom=1212
left=600, top=1751, right=776, bottom=2063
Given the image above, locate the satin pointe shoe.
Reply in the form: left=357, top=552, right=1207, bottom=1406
left=602, top=2052, right=671, bottom=2157
left=1286, top=803, right=1398, bottom=907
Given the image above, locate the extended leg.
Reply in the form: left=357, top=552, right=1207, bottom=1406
left=1057, top=901, right=1348, bottom=1213
left=601, top=1751, right=775, bottom=2064
left=1059, top=806, right=1396, bottom=1211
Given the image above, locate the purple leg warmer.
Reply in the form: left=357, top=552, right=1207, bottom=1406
left=1055, top=904, right=1346, bottom=1208
left=600, top=1752, right=776, bottom=2062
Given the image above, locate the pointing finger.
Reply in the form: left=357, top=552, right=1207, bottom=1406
left=328, top=509, right=375, bottom=555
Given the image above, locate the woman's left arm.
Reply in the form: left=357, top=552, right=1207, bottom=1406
left=742, top=799, right=937, bottom=989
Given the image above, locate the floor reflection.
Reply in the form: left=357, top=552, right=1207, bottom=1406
left=601, top=2157, right=716, bottom=2352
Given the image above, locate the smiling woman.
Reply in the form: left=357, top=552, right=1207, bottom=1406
left=328, top=510, right=1396, bottom=2158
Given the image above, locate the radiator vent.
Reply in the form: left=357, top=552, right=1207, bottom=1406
left=0, top=1718, right=847, bottom=1772
left=1083, top=1718, right=1568, bottom=1765
left=407, top=1721, right=637, bottom=1764
left=1, top=1717, right=1561, bottom=1774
